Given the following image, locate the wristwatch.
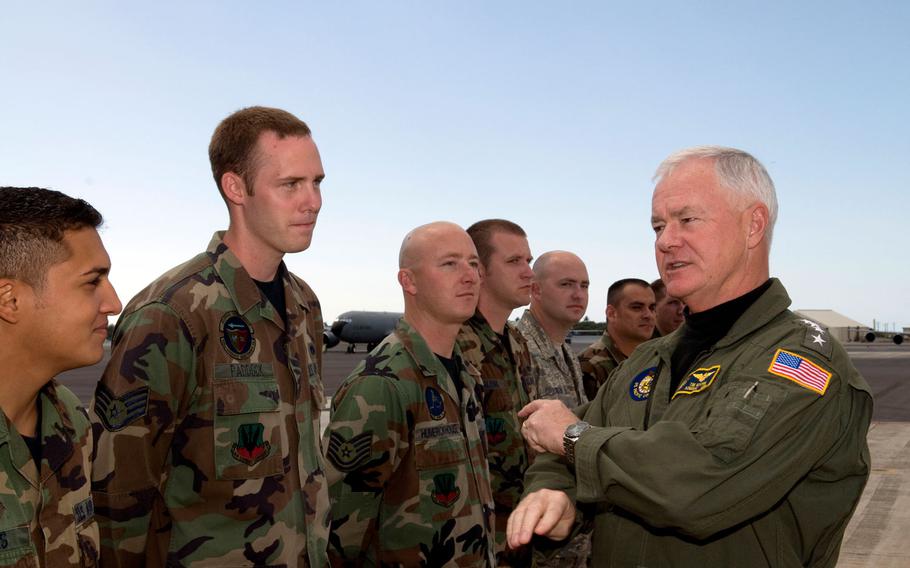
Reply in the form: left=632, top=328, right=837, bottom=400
left=563, top=420, right=591, bottom=465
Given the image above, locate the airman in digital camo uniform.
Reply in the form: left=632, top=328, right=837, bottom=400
left=326, top=222, right=495, bottom=567
left=0, top=187, right=122, bottom=566
left=91, top=107, right=331, bottom=566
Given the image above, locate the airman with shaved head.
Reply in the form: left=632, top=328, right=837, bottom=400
left=513, top=251, right=591, bottom=567
left=516, top=251, right=589, bottom=409
left=326, top=222, right=496, bottom=567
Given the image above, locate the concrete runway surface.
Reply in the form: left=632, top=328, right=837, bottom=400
left=58, top=339, right=910, bottom=566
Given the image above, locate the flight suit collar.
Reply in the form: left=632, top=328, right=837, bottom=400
left=0, top=381, right=77, bottom=486
left=652, top=278, right=789, bottom=357
left=206, top=231, right=309, bottom=330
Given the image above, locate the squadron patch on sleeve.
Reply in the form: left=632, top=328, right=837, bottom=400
left=673, top=365, right=721, bottom=399
left=220, top=313, right=256, bottom=359
left=768, top=349, right=831, bottom=395
left=629, top=367, right=658, bottom=401
left=425, top=386, right=446, bottom=420
left=326, top=430, right=373, bottom=472
left=94, top=383, right=150, bottom=431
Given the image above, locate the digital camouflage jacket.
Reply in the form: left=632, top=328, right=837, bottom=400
left=524, top=279, right=873, bottom=567
left=512, top=311, right=590, bottom=568
left=577, top=330, right=625, bottom=401
left=513, top=311, right=586, bottom=409
left=456, top=313, right=535, bottom=566
left=0, top=381, right=99, bottom=567
left=91, top=232, right=330, bottom=567
left=326, top=319, right=495, bottom=567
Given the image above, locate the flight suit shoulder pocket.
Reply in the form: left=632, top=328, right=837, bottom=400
left=213, top=372, right=285, bottom=480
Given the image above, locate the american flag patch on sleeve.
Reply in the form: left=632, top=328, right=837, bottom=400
left=768, top=349, right=832, bottom=395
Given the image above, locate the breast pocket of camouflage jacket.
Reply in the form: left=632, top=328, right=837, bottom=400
left=213, top=376, right=285, bottom=479
left=0, top=524, right=37, bottom=567
left=694, top=380, right=782, bottom=463
left=415, top=433, right=472, bottom=524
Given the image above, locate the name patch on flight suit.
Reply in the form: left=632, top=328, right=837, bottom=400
left=220, top=313, right=256, bottom=359
left=629, top=367, right=658, bottom=401
left=673, top=365, right=721, bottom=399
left=94, top=383, right=150, bottom=431
left=425, top=387, right=446, bottom=420
left=326, top=430, right=373, bottom=472
left=431, top=473, right=461, bottom=508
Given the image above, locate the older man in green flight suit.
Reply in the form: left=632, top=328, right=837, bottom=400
left=508, top=146, right=873, bottom=568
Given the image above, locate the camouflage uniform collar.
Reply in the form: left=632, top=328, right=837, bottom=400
left=395, top=319, right=472, bottom=402
left=598, top=331, right=627, bottom=365
left=205, top=232, right=307, bottom=319
left=517, top=310, right=561, bottom=360
left=468, top=310, right=516, bottom=349
left=0, top=380, right=76, bottom=483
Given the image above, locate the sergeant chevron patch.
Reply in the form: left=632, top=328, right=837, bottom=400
left=94, top=384, right=150, bottom=431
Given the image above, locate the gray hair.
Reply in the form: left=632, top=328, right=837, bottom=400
left=653, top=146, right=778, bottom=244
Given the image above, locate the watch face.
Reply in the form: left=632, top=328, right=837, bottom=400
left=567, top=421, right=590, bottom=437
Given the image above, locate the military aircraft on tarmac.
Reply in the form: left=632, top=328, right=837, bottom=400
left=324, top=311, right=403, bottom=353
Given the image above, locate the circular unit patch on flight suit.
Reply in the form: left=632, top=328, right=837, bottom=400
left=629, top=367, right=658, bottom=401
left=425, top=386, right=446, bottom=420
left=220, top=313, right=256, bottom=360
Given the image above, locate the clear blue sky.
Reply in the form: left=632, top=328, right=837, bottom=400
left=2, top=1, right=908, bottom=329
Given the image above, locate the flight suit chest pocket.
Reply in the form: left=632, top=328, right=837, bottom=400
left=415, top=430, right=471, bottom=523
left=695, top=380, right=781, bottom=463
left=213, top=374, right=285, bottom=480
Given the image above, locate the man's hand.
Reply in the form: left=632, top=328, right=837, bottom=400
left=506, top=489, right=576, bottom=550
left=518, top=399, right=578, bottom=455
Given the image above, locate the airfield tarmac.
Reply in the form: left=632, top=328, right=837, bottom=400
left=59, top=339, right=910, bottom=566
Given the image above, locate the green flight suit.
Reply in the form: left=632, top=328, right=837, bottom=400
left=0, top=382, right=99, bottom=567
left=525, top=279, right=873, bottom=567
left=326, top=319, right=496, bottom=567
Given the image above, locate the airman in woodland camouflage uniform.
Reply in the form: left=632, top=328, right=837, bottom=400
left=513, top=251, right=590, bottom=567
left=457, top=219, right=536, bottom=566
left=577, top=279, right=656, bottom=400
left=326, top=222, right=495, bottom=567
left=0, top=187, right=122, bottom=566
left=91, top=107, right=331, bottom=566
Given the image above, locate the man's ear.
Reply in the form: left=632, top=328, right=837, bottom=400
left=747, top=203, right=770, bottom=249
left=606, top=304, right=616, bottom=321
left=398, top=269, right=418, bottom=296
left=221, top=172, right=248, bottom=206
left=0, top=280, right=24, bottom=324
left=530, top=281, right=542, bottom=300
